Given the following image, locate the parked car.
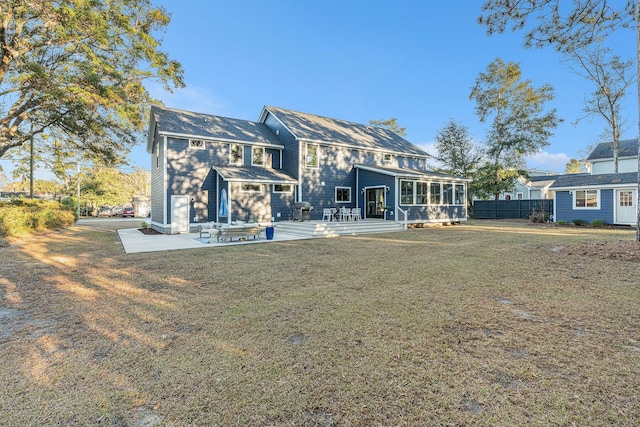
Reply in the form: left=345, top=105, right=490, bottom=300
left=121, top=206, right=135, bottom=217
left=97, top=206, right=113, bottom=217
left=138, top=204, right=151, bottom=217
left=112, top=205, right=124, bottom=216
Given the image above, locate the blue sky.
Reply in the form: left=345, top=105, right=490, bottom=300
left=4, top=1, right=636, bottom=180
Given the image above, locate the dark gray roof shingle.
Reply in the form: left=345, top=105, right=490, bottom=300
left=264, top=106, right=429, bottom=157
left=212, top=165, right=297, bottom=183
left=150, top=106, right=282, bottom=147
left=550, top=172, right=638, bottom=188
left=586, top=139, right=638, bottom=161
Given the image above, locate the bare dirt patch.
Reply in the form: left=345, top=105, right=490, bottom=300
left=562, top=240, right=640, bottom=261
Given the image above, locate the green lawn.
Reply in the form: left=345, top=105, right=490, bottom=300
left=1, top=220, right=639, bottom=426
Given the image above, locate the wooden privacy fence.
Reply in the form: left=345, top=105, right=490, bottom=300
left=472, top=199, right=554, bottom=219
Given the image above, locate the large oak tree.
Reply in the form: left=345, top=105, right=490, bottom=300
left=0, top=0, right=184, bottom=162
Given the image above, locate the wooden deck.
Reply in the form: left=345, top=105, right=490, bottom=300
left=273, top=219, right=404, bottom=238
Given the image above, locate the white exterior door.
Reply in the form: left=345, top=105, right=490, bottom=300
left=170, top=195, right=189, bottom=234
left=615, top=189, right=637, bottom=225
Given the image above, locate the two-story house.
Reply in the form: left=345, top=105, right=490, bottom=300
left=147, top=105, right=470, bottom=234
left=551, top=139, right=638, bottom=225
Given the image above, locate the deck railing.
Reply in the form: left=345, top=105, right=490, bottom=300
left=396, top=207, right=407, bottom=229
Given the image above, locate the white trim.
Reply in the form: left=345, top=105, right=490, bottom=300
left=273, top=184, right=294, bottom=193
left=355, top=163, right=472, bottom=182
left=229, top=143, right=243, bottom=165
left=159, top=131, right=284, bottom=149
left=251, top=146, right=265, bottom=166
left=553, top=182, right=636, bottom=191
left=299, top=137, right=429, bottom=159
left=573, top=189, right=600, bottom=209
left=335, top=186, right=352, bottom=203
left=162, top=135, right=168, bottom=226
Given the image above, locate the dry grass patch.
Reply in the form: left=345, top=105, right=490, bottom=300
left=1, top=219, right=639, bottom=426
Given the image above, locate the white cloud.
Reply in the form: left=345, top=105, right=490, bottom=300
left=525, top=151, right=571, bottom=173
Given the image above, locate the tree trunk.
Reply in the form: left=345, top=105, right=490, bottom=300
left=636, top=0, right=640, bottom=241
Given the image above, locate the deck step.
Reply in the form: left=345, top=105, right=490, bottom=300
left=273, top=220, right=404, bottom=238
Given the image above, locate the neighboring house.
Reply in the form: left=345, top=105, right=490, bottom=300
left=474, top=171, right=558, bottom=201
left=147, top=105, right=471, bottom=234
left=551, top=139, right=638, bottom=226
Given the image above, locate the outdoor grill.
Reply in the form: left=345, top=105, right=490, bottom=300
left=292, top=202, right=313, bottom=221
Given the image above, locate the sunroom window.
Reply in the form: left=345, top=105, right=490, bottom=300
left=400, top=180, right=414, bottom=205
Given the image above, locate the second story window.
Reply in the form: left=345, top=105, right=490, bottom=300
left=230, top=144, right=243, bottom=165
left=383, top=153, right=392, bottom=163
left=252, top=146, right=264, bottom=166
left=189, top=139, right=205, bottom=149
left=305, top=143, right=318, bottom=168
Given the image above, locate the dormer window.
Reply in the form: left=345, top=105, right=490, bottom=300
left=383, top=153, right=392, bottom=163
left=252, top=146, right=265, bottom=166
left=189, top=139, right=205, bottom=150
left=230, top=144, right=243, bottom=165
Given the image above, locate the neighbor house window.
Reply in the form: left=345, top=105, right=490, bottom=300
left=443, top=183, right=453, bottom=204
left=189, top=139, right=205, bottom=149
left=430, top=182, right=441, bottom=204
left=400, top=180, right=414, bottom=205
left=273, top=184, right=293, bottom=193
left=416, top=182, right=428, bottom=204
left=517, top=192, right=524, bottom=200
left=575, top=189, right=598, bottom=208
left=241, top=183, right=261, bottom=193
left=454, top=184, right=465, bottom=205
left=383, top=153, right=392, bottom=163
left=252, top=146, right=264, bottom=166
left=230, top=144, right=243, bottom=165
left=335, top=187, right=351, bottom=203
left=305, top=143, right=318, bottom=168
left=620, top=191, right=633, bottom=207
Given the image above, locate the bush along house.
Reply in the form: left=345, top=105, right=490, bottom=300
left=146, top=105, right=470, bottom=234
left=550, top=138, right=638, bottom=226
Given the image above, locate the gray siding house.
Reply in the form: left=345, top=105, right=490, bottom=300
left=147, top=105, right=470, bottom=234
left=551, top=139, right=638, bottom=226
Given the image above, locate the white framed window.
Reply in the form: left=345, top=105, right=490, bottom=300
left=335, top=187, right=351, bottom=203
left=230, top=144, right=243, bottom=165
left=620, top=190, right=633, bottom=207
left=305, top=143, right=319, bottom=168
left=430, top=182, right=441, bottom=205
left=574, top=189, right=599, bottom=209
left=383, top=153, right=392, bottom=163
left=516, top=192, right=524, bottom=200
left=241, top=183, right=261, bottom=193
left=273, top=184, right=293, bottom=193
left=416, top=182, right=428, bottom=205
left=400, top=180, right=414, bottom=205
left=189, top=139, right=205, bottom=150
left=454, top=184, right=465, bottom=205
left=252, top=146, right=264, bottom=166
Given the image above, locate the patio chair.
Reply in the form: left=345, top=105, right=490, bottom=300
left=351, top=207, right=361, bottom=221
left=322, top=208, right=333, bottom=222
left=339, top=207, right=352, bottom=221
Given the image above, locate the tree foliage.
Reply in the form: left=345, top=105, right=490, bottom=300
left=470, top=58, right=560, bottom=199
left=478, top=0, right=635, bottom=53
left=369, top=118, right=407, bottom=136
left=433, top=119, right=482, bottom=178
left=0, top=0, right=184, bottom=161
left=565, top=47, right=635, bottom=172
left=565, top=158, right=583, bottom=174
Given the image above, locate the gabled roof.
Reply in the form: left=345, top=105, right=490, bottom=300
left=212, top=165, right=297, bottom=184
left=550, top=172, right=638, bottom=189
left=261, top=106, right=429, bottom=158
left=586, top=139, right=638, bottom=161
left=354, top=164, right=471, bottom=182
left=147, top=106, right=283, bottom=153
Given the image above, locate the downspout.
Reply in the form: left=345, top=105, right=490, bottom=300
left=163, top=135, right=168, bottom=227
left=298, top=139, right=303, bottom=202
left=355, top=168, right=359, bottom=210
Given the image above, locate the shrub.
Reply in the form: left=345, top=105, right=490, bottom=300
left=591, top=219, right=604, bottom=228
left=556, top=220, right=567, bottom=225
left=0, top=198, right=75, bottom=238
left=572, top=218, right=586, bottom=226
